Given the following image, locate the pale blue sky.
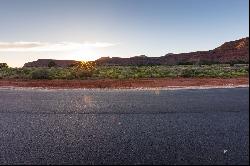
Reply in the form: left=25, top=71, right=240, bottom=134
left=0, top=0, right=249, bottom=67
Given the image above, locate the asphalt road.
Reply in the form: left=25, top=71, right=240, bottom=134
left=0, top=87, right=249, bottom=165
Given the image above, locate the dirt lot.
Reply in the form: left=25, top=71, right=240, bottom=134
left=0, top=77, right=248, bottom=89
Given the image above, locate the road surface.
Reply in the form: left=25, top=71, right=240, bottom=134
left=0, top=87, right=249, bottom=165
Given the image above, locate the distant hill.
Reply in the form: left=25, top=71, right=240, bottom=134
left=95, top=37, right=249, bottom=66
left=23, top=37, right=249, bottom=67
left=24, top=59, right=77, bottom=67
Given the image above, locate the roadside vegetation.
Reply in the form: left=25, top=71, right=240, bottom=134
left=0, top=63, right=248, bottom=80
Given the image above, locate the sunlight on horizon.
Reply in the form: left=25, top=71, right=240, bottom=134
left=2, top=42, right=113, bottom=67
left=68, top=46, right=104, bottom=62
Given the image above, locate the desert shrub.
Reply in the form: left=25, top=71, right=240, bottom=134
left=48, top=60, right=56, bottom=68
left=71, top=61, right=96, bottom=71
left=79, top=70, right=94, bottom=79
left=181, top=68, right=197, bottom=77
left=0, top=64, right=248, bottom=79
left=70, top=61, right=96, bottom=79
left=31, top=69, right=50, bottom=79
left=0, top=63, right=8, bottom=68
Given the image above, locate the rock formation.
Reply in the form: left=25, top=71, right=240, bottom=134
left=96, top=37, right=249, bottom=66
left=24, top=59, right=78, bottom=67
left=23, top=37, right=249, bottom=67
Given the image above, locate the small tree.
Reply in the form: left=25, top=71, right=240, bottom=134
left=229, top=61, right=235, bottom=67
left=71, top=61, right=96, bottom=79
left=48, top=60, right=56, bottom=68
left=0, top=63, right=8, bottom=68
left=31, top=69, right=50, bottom=79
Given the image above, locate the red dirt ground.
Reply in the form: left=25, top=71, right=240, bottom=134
left=0, top=77, right=248, bottom=89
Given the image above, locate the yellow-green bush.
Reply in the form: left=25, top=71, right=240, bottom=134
left=0, top=64, right=248, bottom=80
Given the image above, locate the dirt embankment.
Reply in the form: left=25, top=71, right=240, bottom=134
left=0, top=77, right=248, bottom=89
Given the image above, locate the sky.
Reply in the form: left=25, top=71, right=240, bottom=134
left=0, top=0, right=249, bottom=67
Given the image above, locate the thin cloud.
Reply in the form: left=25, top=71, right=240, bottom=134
left=0, top=41, right=116, bottom=52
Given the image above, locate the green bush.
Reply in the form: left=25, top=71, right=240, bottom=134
left=181, top=69, right=196, bottom=77
left=48, top=60, right=56, bottom=68
left=31, top=69, right=50, bottom=79
left=75, top=70, right=93, bottom=79
left=0, top=63, right=8, bottom=68
left=0, top=64, right=248, bottom=80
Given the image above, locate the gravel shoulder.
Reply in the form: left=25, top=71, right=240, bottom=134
left=0, top=77, right=248, bottom=89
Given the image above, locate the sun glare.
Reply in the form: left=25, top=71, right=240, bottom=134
left=68, top=45, right=100, bottom=61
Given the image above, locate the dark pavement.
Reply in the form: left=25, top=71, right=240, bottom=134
left=0, top=87, right=249, bottom=165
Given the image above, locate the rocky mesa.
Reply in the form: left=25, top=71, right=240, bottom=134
left=95, top=37, right=249, bottom=66
left=23, top=37, right=249, bottom=67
